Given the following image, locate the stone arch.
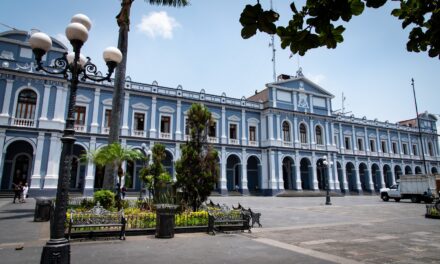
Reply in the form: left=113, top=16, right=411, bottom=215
left=359, top=162, right=369, bottom=192
left=405, top=165, right=412, bottom=175
left=346, top=162, right=357, bottom=192
left=394, top=165, right=402, bottom=181
left=300, top=157, right=313, bottom=190
left=1, top=140, right=34, bottom=190
left=432, top=167, right=438, bottom=174
left=247, top=155, right=261, bottom=193
left=383, top=164, right=392, bottom=187
left=371, top=163, right=381, bottom=192
left=282, top=156, right=295, bottom=190
left=4, top=137, right=36, bottom=154
left=163, top=149, right=174, bottom=178
left=415, top=166, right=422, bottom=174
left=70, top=144, right=87, bottom=192
left=11, top=86, right=41, bottom=123
left=226, top=154, right=241, bottom=191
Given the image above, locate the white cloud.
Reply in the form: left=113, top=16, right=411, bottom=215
left=54, top=33, right=70, bottom=50
left=136, top=11, right=180, bottom=39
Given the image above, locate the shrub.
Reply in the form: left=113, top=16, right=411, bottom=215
left=80, top=198, right=95, bottom=209
left=93, top=190, right=115, bottom=209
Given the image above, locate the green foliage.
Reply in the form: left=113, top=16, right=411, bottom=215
left=93, top=190, right=115, bottom=209
left=155, top=191, right=175, bottom=204
left=428, top=206, right=439, bottom=216
left=139, top=143, right=169, bottom=200
left=80, top=198, right=95, bottom=209
left=175, top=103, right=220, bottom=211
left=240, top=0, right=440, bottom=59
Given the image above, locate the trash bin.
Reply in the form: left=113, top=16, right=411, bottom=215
left=155, top=204, right=178, bottom=238
left=34, top=197, right=53, bottom=222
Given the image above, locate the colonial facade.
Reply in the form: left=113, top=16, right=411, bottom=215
left=0, top=30, right=439, bottom=196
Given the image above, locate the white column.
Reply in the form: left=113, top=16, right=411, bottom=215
left=387, top=130, right=392, bottom=154
left=364, top=127, right=369, bottom=152
left=331, top=123, right=335, bottom=147
left=261, top=150, right=269, bottom=190
left=241, top=109, right=247, bottom=145
left=310, top=119, right=315, bottom=145
left=311, top=152, right=318, bottom=190
left=268, top=113, right=274, bottom=141
left=328, top=162, right=334, bottom=190
left=341, top=156, right=348, bottom=191
left=398, top=131, right=402, bottom=155
left=30, top=132, right=45, bottom=189
left=53, top=84, right=68, bottom=122
left=272, top=88, right=277, bottom=107
left=295, top=151, right=302, bottom=190
left=325, top=121, right=330, bottom=147
left=84, top=137, right=96, bottom=193
left=339, top=123, right=344, bottom=151
left=376, top=128, right=381, bottom=154
left=277, top=151, right=284, bottom=190
left=391, top=161, right=396, bottom=185
left=0, top=79, right=14, bottom=125
left=309, top=94, right=314, bottom=113
left=293, top=92, right=298, bottom=111
left=0, top=130, right=6, bottom=185
left=175, top=100, right=182, bottom=140
left=352, top=125, right=357, bottom=151
left=332, top=153, right=339, bottom=190
left=44, top=133, right=62, bottom=189
left=241, top=149, right=248, bottom=192
left=90, top=88, right=101, bottom=133
left=379, top=159, right=385, bottom=187
left=220, top=146, right=227, bottom=190
left=326, top=98, right=331, bottom=116
left=149, top=96, right=157, bottom=138
left=355, top=158, right=361, bottom=191
left=221, top=106, right=227, bottom=144
left=408, top=133, right=413, bottom=157
left=367, top=158, right=374, bottom=190
left=270, top=150, right=277, bottom=190
left=39, top=84, right=51, bottom=121
left=276, top=114, right=281, bottom=143
left=293, top=116, right=299, bottom=144
left=121, top=92, right=130, bottom=136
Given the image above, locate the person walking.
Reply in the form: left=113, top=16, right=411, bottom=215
left=12, top=181, right=23, bottom=203
left=21, top=183, right=29, bottom=203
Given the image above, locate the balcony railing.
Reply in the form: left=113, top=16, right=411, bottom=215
left=248, top=140, right=259, bottom=147
left=74, top=125, right=86, bottom=132
left=160, top=132, right=171, bottom=139
left=283, top=141, right=293, bottom=147
left=316, top=144, right=326, bottom=150
left=208, top=137, right=218, bottom=144
left=12, top=118, right=35, bottom=127
left=132, top=130, right=146, bottom=137
left=229, top=138, right=239, bottom=145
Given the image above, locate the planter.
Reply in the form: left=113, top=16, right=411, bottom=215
left=155, top=204, right=178, bottom=238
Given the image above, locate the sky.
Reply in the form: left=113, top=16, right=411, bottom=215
left=1, top=0, right=439, bottom=125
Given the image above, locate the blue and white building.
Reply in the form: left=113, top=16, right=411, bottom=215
left=0, top=30, right=439, bottom=196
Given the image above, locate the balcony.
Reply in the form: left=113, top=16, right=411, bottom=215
left=208, top=137, right=218, bottom=144
left=132, top=130, right=146, bottom=137
left=229, top=138, right=239, bottom=145
left=74, top=125, right=86, bottom=132
left=316, top=144, right=326, bottom=150
left=283, top=141, right=293, bottom=147
left=12, top=118, right=35, bottom=127
left=248, top=140, right=259, bottom=147
left=160, top=132, right=171, bottom=139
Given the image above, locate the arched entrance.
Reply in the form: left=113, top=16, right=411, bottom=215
left=1, top=140, right=34, bottom=190
left=415, top=166, right=422, bottom=174
left=359, top=163, right=369, bottom=192
left=346, top=162, right=357, bottom=192
left=226, top=154, right=241, bottom=191
left=432, top=167, right=438, bottom=174
left=316, top=158, right=326, bottom=190
left=300, top=158, right=312, bottom=190
left=125, top=149, right=145, bottom=191
left=383, top=164, right=392, bottom=187
left=69, top=144, right=86, bottom=192
left=394, top=165, right=402, bottom=181
left=94, top=165, right=105, bottom=189
left=247, top=156, right=261, bottom=192
left=282, top=157, right=295, bottom=190
left=371, top=164, right=381, bottom=191
left=405, top=165, right=412, bottom=175
left=337, top=162, right=344, bottom=192
left=163, top=150, right=173, bottom=178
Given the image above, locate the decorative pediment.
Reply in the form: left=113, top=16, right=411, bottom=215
left=228, top=115, right=240, bottom=122
left=102, top=98, right=112, bottom=106
left=369, top=133, right=376, bottom=138
left=391, top=136, right=398, bottom=141
left=380, top=135, right=388, bottom=140
left=343, top=130, right=352, bottom=136
left=211, top=112, right=220, bottom=119
left=247, top=118, right=259, bottom=124
left=270, top=77, right=334, bottom=98
left=159, top=106, right=175, bottom=113
left=131, top=103, right=149, bottom=111
left=356, top=132, right=365, bottom=137
left=76, top=94, right=91, bottom=104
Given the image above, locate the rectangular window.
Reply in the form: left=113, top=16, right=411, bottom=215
left=381, top=140, right=387, bottom=153
left=208, top=121, right=216, bottom=137
left=334, top=135, right=339, bottom=147
left=344, top=137, right=351, bottom=150
left=357, top=138, right=364, bottom=151
left=403, top=143, right=409, bottom=155
left=184, top=118, right=190, bottom=135
left=160, top=116, right=171, bottom=133
left=412, top=144, right=418, bottom=155
left=134, top=112, right=145, bottom=131
left=369, top=139, right=376, bottom=152
left=104, top=109, right=112, bottom=127
left=229, top=124, right=237, bottom=139
left=249, top=126, right=256, bottom=141
left=392, top=142, right=398, bottom=154
left=74, top=106, right=86, bottom=126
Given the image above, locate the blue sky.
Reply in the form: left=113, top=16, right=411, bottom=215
left=1, top=0, right=438, bottom=124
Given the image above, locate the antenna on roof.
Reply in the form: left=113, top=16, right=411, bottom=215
left=0, top=22, right=18, bottom=31
left=268, top=0, right=276, bottom=82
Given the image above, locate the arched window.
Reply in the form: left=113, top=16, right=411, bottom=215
left=15, top=89, right=37, bottom=120
left=315, top=126, right=323, bottom=145
left=300, top=123, right=307, bottom=143
left=282, top=121, right=291, bottom=142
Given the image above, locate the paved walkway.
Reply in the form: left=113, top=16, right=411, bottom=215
left=0, top=196, right=439, bottom=263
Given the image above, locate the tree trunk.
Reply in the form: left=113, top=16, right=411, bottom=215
left=102, top=0, right=134, bottom=190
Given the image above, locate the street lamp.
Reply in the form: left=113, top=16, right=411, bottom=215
left=29, top=14, right=122, bottom=264
left=322, top=156, right=332, bottom=205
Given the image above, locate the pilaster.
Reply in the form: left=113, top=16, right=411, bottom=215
left=295, top=151, right=302, bottom=190
left=221, top=107, right=227, bottom=144
left=0, top=79, right=14, bottom=125
left=312, top=152, right=318, bottom=190
left=149, top=96, right=157, bottom=138
left=30, top=132, right=45, bottom=189
left=84, top=137, right=96, bottom=195
left=39, top=84, right=51, bottom=121
left=90, top=88, right=101, bottom=133
left=121, top=92, right=130, bottom=136
left=277, top=151, right=284, bottom=190
left=175, top=100, right=182, bottom=140
left=241, top=109, right=247, bottom=145
left=241, top=148, right=248, bottom=194
left=0, top=130, right=6, bottom=186
left=44, top=133, right=62, bottom=189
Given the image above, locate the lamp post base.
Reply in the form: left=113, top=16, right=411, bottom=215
left=40, top=238, right=70, bottom=264
left=325, top=191, right=332, bottom=205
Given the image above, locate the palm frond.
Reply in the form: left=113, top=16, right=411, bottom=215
left=146, top=0, right=189, bottom=7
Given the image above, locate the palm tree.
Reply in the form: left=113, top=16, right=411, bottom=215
left=103, top=0, right=189, bottom=190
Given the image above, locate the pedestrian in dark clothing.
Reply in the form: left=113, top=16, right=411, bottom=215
left=13, top=181, right=23, bottom=203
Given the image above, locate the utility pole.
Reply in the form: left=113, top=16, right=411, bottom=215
left=411, top=78, right=428, bottom=174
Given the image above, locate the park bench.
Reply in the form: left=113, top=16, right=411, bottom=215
left=207, top=204, right=251, bottom=235
left=67, top=203, right=126, bottom=240
left=233, top=203, right=262, bottom=228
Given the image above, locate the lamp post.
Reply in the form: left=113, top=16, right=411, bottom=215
left=322, top=156, right=332, bottom=205
left=29, top=14, right=122, bottom=264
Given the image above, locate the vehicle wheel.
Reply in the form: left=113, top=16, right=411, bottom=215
left=381, top=194, right=389, bottom=202
left=411, top=196, right=420, bottom=203
left=394, top=198, right=400, bottom=202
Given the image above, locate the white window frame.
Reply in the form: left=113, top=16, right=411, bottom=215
left=315, top=124, right=325, bottom=145
left=392, top=141, right=398, bottom=154
left=428, top=141, right=434, bottom=156
left=412, top=144, right=418, bottom=156
left=357, top=137, right=364, bottom=151
left=74, top=102, right=88, bottom=133
left=282, top=120, right=292, bottom=143
left=101, top=106, right=112, bottom=134
left=299, top=122, right=308, bottom=144
left=344, top=136, right=351, bottom=150
left=132, top=110, right=147, bottom=137
left=159, top=113, right=173, bottom=140
left=369, top=139, right=376, bottom=152
left=247, top=119, right=259, bottom=147
left=402, top=143, right=409, bottom=155
left=381, top=140, right=388, bottom=153
left=228, top=121, right=239, bottom=145
left=11, top=86, right=41, bottom=128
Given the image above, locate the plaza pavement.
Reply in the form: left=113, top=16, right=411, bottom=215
left=0, top=195, right=439, bottom=264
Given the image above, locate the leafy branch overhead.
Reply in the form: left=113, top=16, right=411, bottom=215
left=240, top=0, right=440, bottom=59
